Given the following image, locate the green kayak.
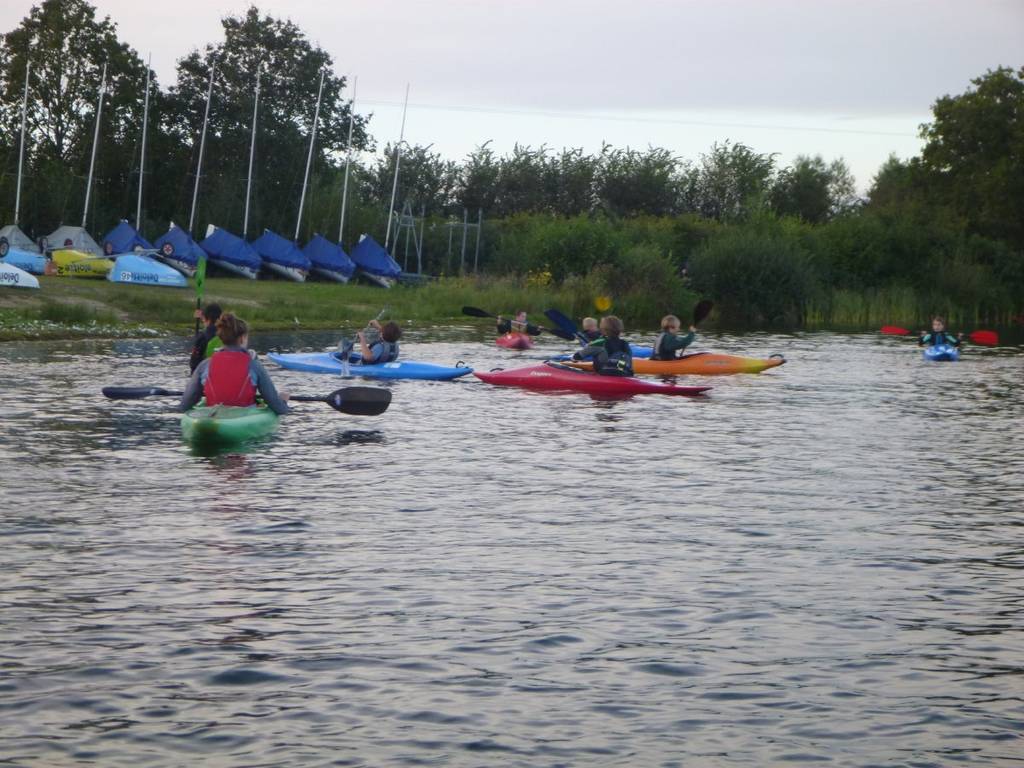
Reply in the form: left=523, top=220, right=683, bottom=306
left=180, top=403, right=279, bottom=447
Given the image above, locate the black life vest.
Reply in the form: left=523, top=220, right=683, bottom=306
left=651, top=332, right=675, bottom=360
left=596, top=336, right=633, bottom=376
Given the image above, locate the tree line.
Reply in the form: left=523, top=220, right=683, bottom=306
left=1, top=1, right=1021, bottom=325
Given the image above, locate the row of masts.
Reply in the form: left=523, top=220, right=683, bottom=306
left=10, top=59, right=410, bottom=253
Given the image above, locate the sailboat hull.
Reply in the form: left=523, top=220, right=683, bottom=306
left=262, top=262, right=307, bottom=282
left=311, top=266, right=350, bottom=283
left=209, top=258, right=258, bottom=280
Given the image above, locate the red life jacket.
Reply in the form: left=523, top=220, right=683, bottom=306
left=203, top=350, right=256, bottom=406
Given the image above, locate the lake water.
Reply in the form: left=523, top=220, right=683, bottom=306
left=1, top=328, right=1022, bottom=767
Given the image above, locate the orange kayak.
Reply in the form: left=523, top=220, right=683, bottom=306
left=566, top=352, right=785, bottom=376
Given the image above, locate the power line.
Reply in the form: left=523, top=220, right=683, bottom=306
left=358, top=98, right=921, bottom=139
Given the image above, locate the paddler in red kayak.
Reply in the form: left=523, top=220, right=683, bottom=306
left=570, top=315, right=634, bottom=376
left=496, top=310, right=541, bottom=337
left=179, top=313, right=290, bottom=414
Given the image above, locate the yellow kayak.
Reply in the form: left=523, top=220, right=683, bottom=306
left=52, top=249, right=114, bottom=278
left=565, top=352, right=786, bottom=376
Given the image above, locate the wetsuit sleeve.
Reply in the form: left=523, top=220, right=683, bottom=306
left=525, top=323, right=542, bottom=336
left=251, top=359, right=290, bottom=415
left=188, top=332, right=206, bottom=373
left=178, top=359, right=208, bottom=411
left=573, top=338, right=606, bottom=359
left=918, top=333, right=932, bottom=347
left=496, top=319, right=512, bottom=334
left=664, top=331, right=695, bottom=353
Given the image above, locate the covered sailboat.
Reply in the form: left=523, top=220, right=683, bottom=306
left=304, top=233, right=355, bottom=283
left=350, top=234, right=401, bottom=288
left=251, top=229, right=310, bottom=281
left=103, top=221, right=186, bottom=287
left=152, top=223, right=204, bottom=277
left=0, top=225, right=45, bottom=274
left=200, top=225, right=260, bottom=279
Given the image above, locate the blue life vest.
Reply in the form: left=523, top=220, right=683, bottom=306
left=370, top=340, right=399, bottom=363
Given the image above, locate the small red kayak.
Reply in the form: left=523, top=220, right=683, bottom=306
left=496, top=332, right=534, bottom=350
left=474, top=363, right=711, bottom=397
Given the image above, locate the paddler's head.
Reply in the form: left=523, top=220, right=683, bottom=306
left=931, top=316, right=946, bottom=333
left=582, top=317, right=598, bottom=332
left=600, top=315, right=623, bottom=338
left=515, top=310, right=527, bottom=323
left=202, top=303, right=222, bottom=328
left=381, top=321, right=402, bottom=343
left=216, top=312, right=249, bottom=348
left=661, top=314, right=681, bottom=332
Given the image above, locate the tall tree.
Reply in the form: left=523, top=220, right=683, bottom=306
left=0, top=0, right=152, bottom=234
left=687, top=141, right=777, bottom=222
left=919, top=66, right=1024, bottom=246
left=770, top=154, right=857, bottom=224
left=168, top=7, right=368, bottom=237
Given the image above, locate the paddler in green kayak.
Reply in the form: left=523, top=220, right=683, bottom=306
left=571, top=315, right=634, bottom=376
left=179, top=313, right=290, bottom=415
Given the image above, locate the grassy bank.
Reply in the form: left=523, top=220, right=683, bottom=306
left=0, top=275, right=699, bottom=341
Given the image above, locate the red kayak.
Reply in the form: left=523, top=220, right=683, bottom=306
left=496, top=332, right=534, bottom=350
left=474, top=363, right=711, bottom=397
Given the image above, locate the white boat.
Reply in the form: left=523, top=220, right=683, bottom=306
left=0, top=261, right=40, bottom=289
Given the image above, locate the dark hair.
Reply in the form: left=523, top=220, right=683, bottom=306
left=203, top=303, right=222, bottom=322
left=216, top=312, right=249, bottom=346
left=931, top=315, right=946, bottom=325
left=381, top=321, right=402, bottom=343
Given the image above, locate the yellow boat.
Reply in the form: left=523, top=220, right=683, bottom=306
left=51, top=249, right=114, bottom=278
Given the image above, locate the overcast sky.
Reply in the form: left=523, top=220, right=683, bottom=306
left=3, top=0, right=1022, bottom=189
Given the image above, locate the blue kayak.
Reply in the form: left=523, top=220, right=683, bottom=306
left=923, top=344, right=960, bottom=362
left=268, top=351, right=473, bottom=381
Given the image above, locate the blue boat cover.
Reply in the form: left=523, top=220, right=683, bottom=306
left=303, top=233, right=356, bottom=278
left=350, top=234, right=401, bottom=278
left=102, top=220, right=153, bottom=255
left=251, top=230, right=311, bottom=270
left=153, top=224, right=205, bottom=269
left=108, top=253, right=187, bottom=287
left=200, top=227, right=261, bottom=271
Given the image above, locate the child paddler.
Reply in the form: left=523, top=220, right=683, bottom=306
left=356, top=320, right=403, bottom=363
left=571, top=315, right=633, bottom=376
left=651, top=314, right=696, bottom=360
left=581, top=317, right=601, bottom=342
left=188, top=303, right=222, bottom=373
left=918, top=316, right=963, bottom=348
left=179, top=313, right=290, bottom=415
left=496, top=310, right=541, bottom=336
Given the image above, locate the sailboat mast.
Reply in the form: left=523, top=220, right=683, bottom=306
left=188, top=60, right=216, bottom=236
left=384, top=83, right=409, bottom=249
left=242, top=68, right=261, bottom=238
left=135, top=54, right=152, bottom=229
left=14, top=61, right=30, bottom=226
left=81, top=62, right=107, bottom=229
left=337, top=75, right=357, bottom=244
left=294, top=68, right=326, bottom=242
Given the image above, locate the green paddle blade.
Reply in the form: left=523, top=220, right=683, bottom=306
left=195, top=254, right=207, bottom=300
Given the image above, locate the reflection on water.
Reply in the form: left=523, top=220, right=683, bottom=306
left=0, top=329, right=1022, bottom=767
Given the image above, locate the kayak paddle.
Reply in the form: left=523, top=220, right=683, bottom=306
left=880, top=326, right=999, bottom=346
left=102, top=386, right=391, bottom=415
left=693, top=299, right=714, bottom=327
left=543, top=308, right=588, bottom=345
left=461, top=306, right=574, bottom=340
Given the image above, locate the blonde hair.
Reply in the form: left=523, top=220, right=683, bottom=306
left=661, top=314, right=681, bottom=330
left=216, top=312, right=249, bottom=346
left=582, top=317, right=598, bottom=328
left=600, top=315, right=623, bottom=337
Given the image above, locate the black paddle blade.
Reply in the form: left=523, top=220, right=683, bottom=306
left=545, top=326, right=577, bottom=341
left=461, top=306, right=494, bottom=319
left=693, top=299, right=714, bottom=326
left=292, top=386, right=392, bottom=416
left=102, top=386, right=182, bottom=399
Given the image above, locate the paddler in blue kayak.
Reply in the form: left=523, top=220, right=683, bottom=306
left=571, top=315, right=634, bottom=375
left=581, top=317, right=601, bottom=342
left=918, top=316, right=963, bottom=348
left=179, top=313, right=290, bottom=414
left=355, top=319, right=403, bottom=363
left=651, top=314, right=697, bottom=360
